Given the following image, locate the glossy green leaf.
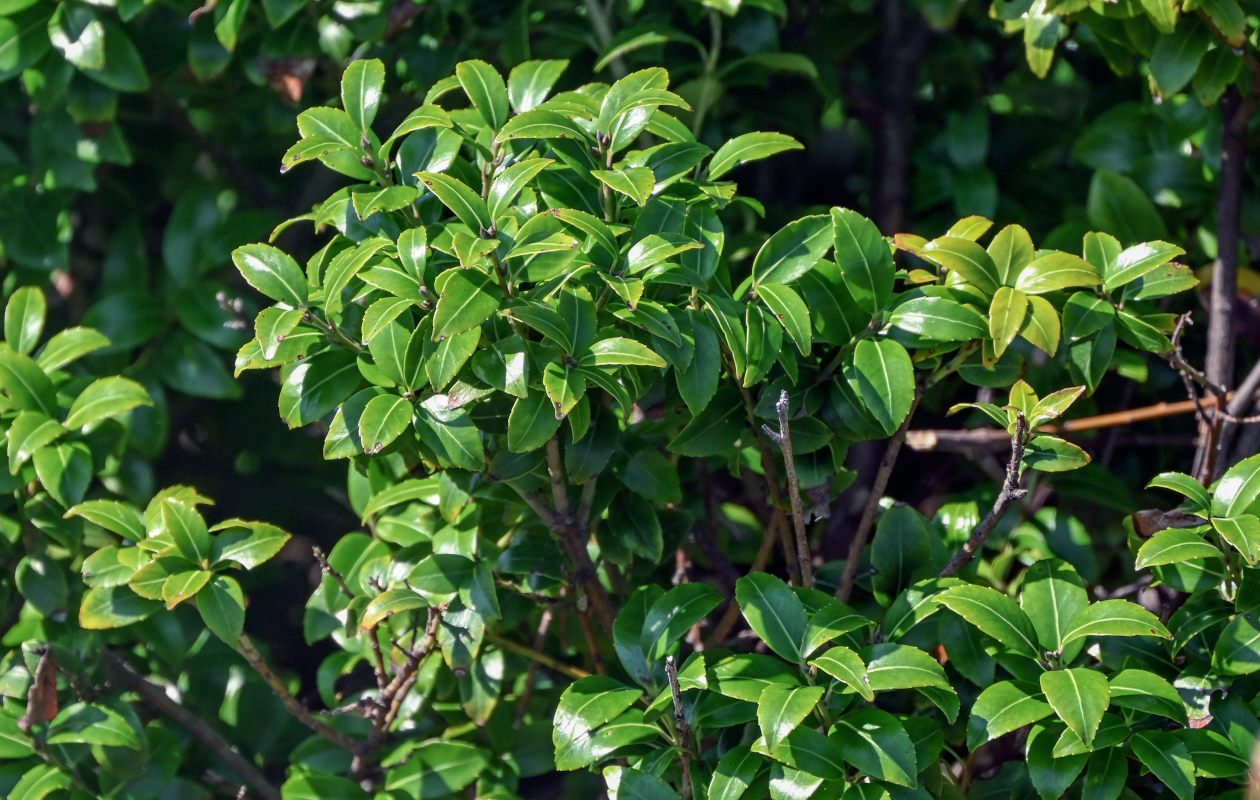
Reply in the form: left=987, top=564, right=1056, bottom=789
left=0, top=347, right=56, bottom=416
left=864, top=643, right=951, bottom=691
left=751, top=215, right=832, bottom=287
left=1023, top=435, right=1090, bottom=473
left=1015, top=252, right=1100, bottom=294
left=33, top=442, right=91, bottom=507
left=489, top=157, right=553, bottom=220
left=357, top=393, right=412, bottom=454
left=831, top=208, right=893, bottom=312
left=967, top=680, right=1053, bottom=748
left=1060, top=599, right=1171, bottom=645
left=811, top=646, right=873, bottom=701
left=1150, top=26, right=1209, bottom=97
left=592, top=166, right=656, bottom=207
left=64, top=376, right=151, bottom=430
left=507, top=391, right=562, bottom=453
left=386, top=739, right=489, bottom=796
left=79, top=585, right=159, bottom=629
left=1130, top=731, right=1194, bottom=800
left=1039, top=668, right=1108, bottom=748
left=47, top=702, right=141, bottom=749
left=708, top=131, right=803, bottom=180
left=1025, top=722, right=1087, bottom=800
left=1108, top=669, right=1187, bottom=725
left=4, top=286, right=45, bottom=355
left=162, top=498, right=212, bottom=564
left=1213, top=611, right=1260, bottom=675
left=66, top=499, right=145, bottom=542
left=495, top=109, right=591, bottom=144
left=1024, top=1, right=1063, bottom=78
left=457, top=59, right=510, bottom=129
left=508, top=59, right=568, bottom=112
left=888, top=296, right=987, bottom=342
left=554, top=675, right=644, bottom=770
left=925, top=236, right=1000, bottom=295
left=433, top=269, right=500, bottom=340
left=8, top=764, right=72, bottom=799
left=1103, top=240, right=1185, bottom=291
left=1018, top=294, right=1060, bottom=356
left=1213, top=515, right=1260, bottom=567
left=7, top=410, right=65, bottom=474
left=736, top=572, right=808, bottom=663
left=35, top=327, right=110, bottom=371
left=845, top=339, right=914, bottom=437
left=580, top=337, right=666, bottom=368
left=708, top=746, right=762, bottom=800
left=209, top=520, right=291, bottom=569
left=416, top=171, right=491, bottom=231
left=935, top=584, right=1040, bottom=658
left=830, top=708, right=917, bottom=787
left=759, top=684, right=825, bottom=751
left=341, top=58, right=384, bottom=132
left=232, top=244, right=308, bottom=307
left=361, top=588, right=427, bottom=631
left=1212, top=453, right=1260, bottom=518
left=1135, top=528, right=1219, bottom=569
left=641, top=582, right=722, bottom=660
left=988, top=287, right=1027, bottom=359
left=1088, top=169, right=1167, bottom=244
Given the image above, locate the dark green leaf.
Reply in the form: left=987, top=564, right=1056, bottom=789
left=830, top=708, right=918, bottom=787
left=736, top=572, right=808, bottom=663
left=1130, top=731, right=1194, bottom=800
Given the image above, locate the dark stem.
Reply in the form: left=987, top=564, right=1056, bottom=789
left=105, top=651, right=282, bottom=800
left=763, top=390, right=814, bottom=588
left=939, top=413, right=1029, bottom=578
left=665, top=655, right=694, bottom=800
left=544, top=437, right=617, bottom=632
left=234, top=634, right=359, bottom=752
left=836, top=395, right=920, bottom=602
left=1201, top=83, right=1256, bottom=479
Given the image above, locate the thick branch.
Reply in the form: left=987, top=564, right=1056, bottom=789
left=105, top=651, right=281, bottom=800
left=939, top=414, right=1029, bottom=578
left=1201, top=83, right=1258, bottom=479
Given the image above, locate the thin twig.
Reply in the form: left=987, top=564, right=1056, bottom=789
left=490, top=629, right=591, bottom=682
left=762, top=390, right=814, bottom=588
left=315, top=547, right=389, bottom=691
left=665, top=655, right=694, bottom=800
left=105, top=651, right=281, bottom=800
left=512, top=608, right=556, bottom=728
left=939, top=414, right=1029, bottom=578
left=234, top=634, right=359, bottom=752
left=836, top=396, right=920, bottom=602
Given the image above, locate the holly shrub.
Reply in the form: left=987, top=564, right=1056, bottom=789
left=4, top=1, right=1260, bottom=800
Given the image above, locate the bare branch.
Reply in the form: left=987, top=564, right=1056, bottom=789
left=836, top=397, right=920, bottom=602
left=106, top=651, right=281, bottom=800
left=939, top=414, right=1029, bottom=578
left=772, top=390, right=814, bottom=588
